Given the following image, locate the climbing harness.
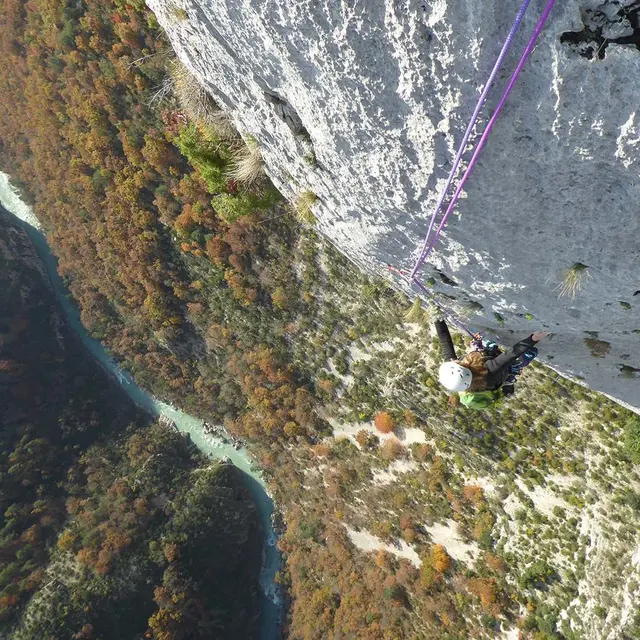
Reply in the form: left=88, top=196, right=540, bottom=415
left=389, top=0, right=558, bottom=333
left=459, top=340, right=538, bottom=409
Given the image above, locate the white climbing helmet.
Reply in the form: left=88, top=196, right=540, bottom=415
left=438, top=362, right=473, bottom=392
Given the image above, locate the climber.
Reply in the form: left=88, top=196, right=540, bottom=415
left=434, top=319, right=549, bottom=409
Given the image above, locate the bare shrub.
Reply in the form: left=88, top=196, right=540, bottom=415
left=206, top=109, right=239, bottom=141
left=169, top=60, right=238, bottom=140
left=356, top=429, right=378, bottom=450
left=381, top=438, right=406, bottom=461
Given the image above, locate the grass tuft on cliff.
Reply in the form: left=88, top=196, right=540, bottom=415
left=227, top=136, right=265, bottom=187
left=556, top=262, right=592, bottom=299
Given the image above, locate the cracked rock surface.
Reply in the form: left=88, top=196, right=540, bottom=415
left=148, top=0, right=640, bottom=409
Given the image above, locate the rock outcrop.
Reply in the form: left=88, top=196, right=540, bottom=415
left=148, top=0, right=640, bottom=408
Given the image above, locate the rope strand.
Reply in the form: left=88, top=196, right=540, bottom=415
left=410, top=0, right=533, bottom=279
left=390, top=1, right=558, bottom=339
left=412, top=0, right=557, bottom=272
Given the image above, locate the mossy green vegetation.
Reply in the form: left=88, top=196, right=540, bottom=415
left=624, top=417, right=640, bottom=464
left=584, top=337, right=612, bottom=358
left=174, top=125, right=280, bottom=224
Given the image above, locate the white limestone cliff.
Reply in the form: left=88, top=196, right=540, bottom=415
left=148, top=0, right=640, bottom=408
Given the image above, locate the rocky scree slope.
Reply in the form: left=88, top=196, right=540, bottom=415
left=148, top=0, right=640, bottom=408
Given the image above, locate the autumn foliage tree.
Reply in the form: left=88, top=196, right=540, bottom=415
left=420, top=543, right=453, bottom=591
left=466, top=577, right=501, bottom=615
left=463, top=485, right=485, bottom=507
left=374, top=411, right=396, bottom=434
left=484, top=552, right=507, bottom=574
left=432, top=544, right=452, bottom=573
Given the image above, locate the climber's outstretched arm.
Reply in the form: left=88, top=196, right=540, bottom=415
left=434, top=319, right=458, bottom=362
left=485, top=334, right=541, bottom=376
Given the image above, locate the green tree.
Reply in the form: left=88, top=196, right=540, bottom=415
left=624, top=416, right=640, bottom=463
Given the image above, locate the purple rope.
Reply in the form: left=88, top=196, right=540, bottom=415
left=410, top=0, right=532, bottom=279
left=412, top=0, right=557, bottom=275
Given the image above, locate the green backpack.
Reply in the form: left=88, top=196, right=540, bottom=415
left=458, top=389, right=503, bottom=410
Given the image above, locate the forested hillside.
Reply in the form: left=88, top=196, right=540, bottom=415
left=0, top=206, right=262, bottom=639
left=2, top=1, right=640, bottom=638
left=0, top=0, right=282, bottom=413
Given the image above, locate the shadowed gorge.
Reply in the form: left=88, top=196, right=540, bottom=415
left=0, top=205, right=262, bottom=639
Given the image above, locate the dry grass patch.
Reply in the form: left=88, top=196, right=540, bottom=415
left=403, top=298, right=425, bottom=323
left=169, top=60, right=238, bottom=140
left=295, top=190, right=318, bottom=224
left=226, top=136, right=265, bottom=187
left=556, top=262, right=591, bottom=299
left=170, top=7, right=189, bottom=21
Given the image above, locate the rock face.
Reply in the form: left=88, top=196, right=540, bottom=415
left=148, top=0, right=640, bottom=409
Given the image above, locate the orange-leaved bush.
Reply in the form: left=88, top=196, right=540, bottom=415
left=432, top=544, right=452, bottom=573
left=374, top=411, right=395, bottom=434
left=463, top=485, right=485, bottom=506
left=466, top=577, right=500, bottom=613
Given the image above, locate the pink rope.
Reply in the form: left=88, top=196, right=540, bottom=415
left=410, top=0, right=533, bottom=279
left=411, top=0, right=557, bottom=278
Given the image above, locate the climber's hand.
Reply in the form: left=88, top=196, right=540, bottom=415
left=532, top=331, right=550, bottom=342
